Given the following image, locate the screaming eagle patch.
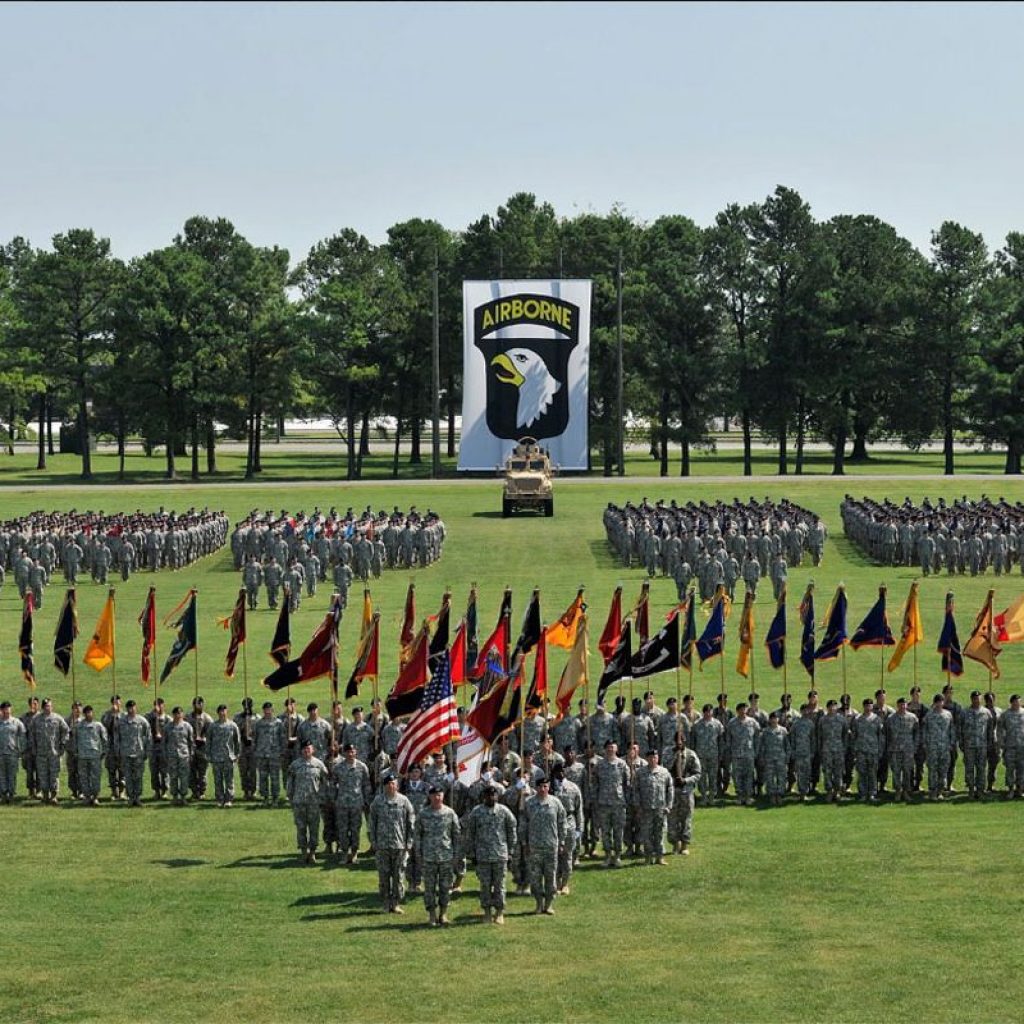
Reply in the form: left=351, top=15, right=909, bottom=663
left=473, top=293, right=579, bottom=440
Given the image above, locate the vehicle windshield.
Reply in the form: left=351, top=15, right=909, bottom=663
left=529, top=459, right=546, bottom=470
left=509, top=460, right=527, bottom=470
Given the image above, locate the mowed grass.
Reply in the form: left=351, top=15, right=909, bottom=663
left=4, top=476, right=1024, bottom=1024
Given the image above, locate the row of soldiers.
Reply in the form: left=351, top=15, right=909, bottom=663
left=230, top=506, right=447, bottom=579
left=603, top=498, right=827, bottom=601
left=0, top=693, right=412, bottom=807
left=841, top=494, right=1024, bottom=575
left=0, top=509, right=229, bottom=598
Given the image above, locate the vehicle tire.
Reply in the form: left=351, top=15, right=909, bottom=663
left=502, top=498, right=511, bottom=518
left=545, top=498, right=554, bottom=517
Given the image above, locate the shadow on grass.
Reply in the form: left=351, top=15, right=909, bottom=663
left=471, top=511, right=506, bottom=519
left=152, top=858, right=208, bottom=868
left=220, top=854, right=300, bottom=870
left=587, top=539, right=625, bottom=569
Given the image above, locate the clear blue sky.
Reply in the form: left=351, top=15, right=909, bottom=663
left=1, top=1, right=1022, bottom=262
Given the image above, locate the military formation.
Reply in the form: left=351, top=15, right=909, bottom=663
left=841, top=494, right=1024, bottom=575
left=603, top=497, right=827, bottom=601
left=4, top=680, right=1022, bottom=929
left=233, top=506, right=447, bottom=611
left=0, top=509, right=228, bottom=604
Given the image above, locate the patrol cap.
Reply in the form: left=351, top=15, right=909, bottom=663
left=535, top=776, right=549, bottom=787
left=381, top=770, right=397, bottom=784
left=343, top=743, right=355, bottom=752
left=193, top=696, right=204, bottom=707
left=643, top=690, right=655, bottom=699
left=826, top=700, right=837, bottom=709
left=932, top=694, right=944, bottom=705
left=172, top=706, right=183, bottom=715
left=82, top=705, right=93, bottom=714
left=481, top=784, right=498, bottom=797
left=748, top=692, right=759, bottom=701
left=111, top=694, right=122, bottom=703
left=125, top=700, right=136, bottom=709
left=604, top=739, right=616, bottom=748
left=307, top=702, right=318, bottom=713
left=427, top=785, right=443, bottom=795
left=666, top=697, right=677, bottom=707
left=807, top=690, right=818, bottom=699
left=970, top=690, right=981, bottom=699
left=702, top=703, right=713, bottom=713
left=0, top=701, right=10, bottom=709
left=897, top=697, right=907, bottom=706
left=631, top=697, right=642, bottom=713
left=217, top=704, right=228, bottom=712
left=352, top=706, right=363, bottom=714
left=717, top=693, right=728, bottom=702
left=1010, top=694, right=1021, bottom=702
left=735, top=702, right=748, bottom=711
left=262, top=701, right=273, bottom=710
left=645, top=748, right=659, bottom=757
left=862, top=698, right=873, bottom=708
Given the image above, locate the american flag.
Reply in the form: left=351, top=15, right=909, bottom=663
left=395, top=651, right=459, bottom=775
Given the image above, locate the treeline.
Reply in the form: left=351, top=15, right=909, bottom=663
left=1, top=187, right=1022, bottom=480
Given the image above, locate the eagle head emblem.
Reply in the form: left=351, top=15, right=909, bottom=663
left=490, top=348, right=561, bottom=430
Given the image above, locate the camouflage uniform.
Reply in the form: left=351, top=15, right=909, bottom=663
left=852, top=712, right=885, bottom=801
left=726, top=716, right=760, bottom=803
left=886, top=710, right=919, bottom=797
left=691, top=716, right=724, bottom=805
left=594, top=755, right=629, bottom=863
left=664, top=746, right=701, bottom=848
left=72, top=719, right=108, bottom=803
left=414, top=802, right=461, bottom=916
left=463, top=800, right=518, bottom=916
left=960, top=705, right=991, bottom=797
left=0, top=715, right=27, bottom=801
left=922, top=706, right=954, bottom=798
left=287, top=756, right=329, bottom=856
left=523, top=793, right=568, bottom=909
left=789, top=716, right=816, bottom=797
left=818, top=712, right=848, bottom=797
left=253, top=715, right=283, bottom=802
left=163, top=719, right=195, bottom=803
left=333, top=758, right=372, bottom=859
left=117, top=714, right=152, bottom=805
left=207, top=719, right=241, bottom=806
left=369, top=790, right=416, bottom=911
left=757, top=724, right=790, bottom=800
left=635, top=761, right=673, bottom=859
left=551, top=776, right=583, bottom=890
left=998, top=706, right=1024, bottom=793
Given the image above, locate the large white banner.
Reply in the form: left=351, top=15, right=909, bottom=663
left=458, top=280, right=591, bottom=471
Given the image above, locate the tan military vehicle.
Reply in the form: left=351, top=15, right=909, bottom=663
left=500, top=437, right=554, bottom=517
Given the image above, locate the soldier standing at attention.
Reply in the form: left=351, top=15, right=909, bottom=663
left=73, top=705, right=108, bottom=807
left=118, top=700, right=152, bottom=807
left=333, top=743, right=371, bottom=864
left=164, top=706, right=195, bottom=806
left=594, top=740, right=629, bottom=868
left=188, top=696, right=213, bottom=801
left=208, top=703, right=242, bottom=808
left=0, top=701, right=28, bottom=803
left=370, top=772, right=416, bottom=914
left=31, top=697, right=70, bottom=805
left=254, top=701, right=283, bottom=805
left=462, top=784, right=517, bottom=925
left=287, top=741, right=329, bottom=864
left=922, top=694, right=954, bottom=801
left=413, top=785, right=461, bottom=927
left=636, top=748, right=673, bottom=864
left=101, top=695, right=123, bottom=800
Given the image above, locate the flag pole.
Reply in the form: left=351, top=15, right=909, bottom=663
left=841, top=643, right=847, bottom=697
left=110, top=587, right=117, bottom=697
left=193, top=590, right=199, bottom=702
left=152, top=587, right=158, bottom=708
left=242, top=623, right=249, bottom=703
left=70, top=592, right=77, bottom=703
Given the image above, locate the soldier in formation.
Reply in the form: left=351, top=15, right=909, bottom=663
left=603, top=496, right=826, bottom=589
left=841, top=493, right=1024, bottom=574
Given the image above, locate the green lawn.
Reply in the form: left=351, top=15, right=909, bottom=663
left=4, top=477, right=1024, bottom=1024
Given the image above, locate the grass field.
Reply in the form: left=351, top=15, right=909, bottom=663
left=4, top=475, right=1024, bottom=1024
